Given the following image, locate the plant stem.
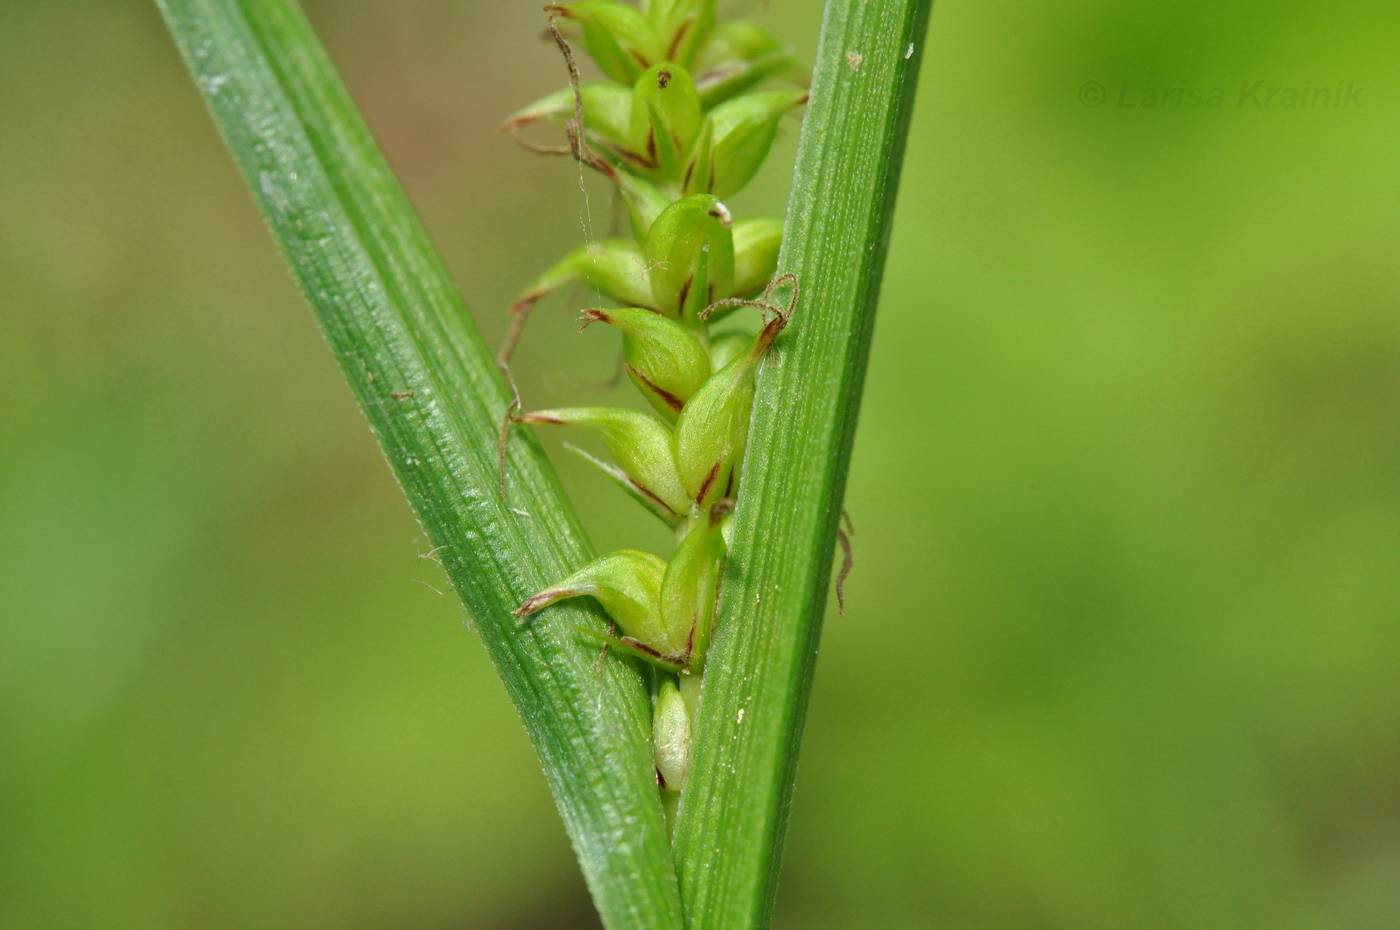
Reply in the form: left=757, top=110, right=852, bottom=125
left=155, top=2, right=683, bottom=927
left=671, top=0, right=933, bottom=925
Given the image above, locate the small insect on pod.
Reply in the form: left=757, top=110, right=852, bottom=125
left=501, top=0, right=807, bottom=835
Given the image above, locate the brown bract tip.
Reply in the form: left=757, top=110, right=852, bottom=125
left=577, top=308, right=609, bottom=331
left=520, top=412, right=567, bottom=425
left=753, top=311, right=787, bottom=354
left=515, top=587, right=572, bottom=620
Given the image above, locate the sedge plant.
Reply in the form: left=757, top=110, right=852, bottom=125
left=158, top=0, right=929, bottom=925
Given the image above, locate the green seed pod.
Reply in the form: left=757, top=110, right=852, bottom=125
left=672, top=313, right=787, bottom=508
left=511, top=239, right=655, bottom=319
left=692, top=21, right=805, bottom=107
left=645, top=0, right=715, bottom=70
left=692, top=19, right=784, bottom=72
left=696, top=49, right=805, bottom=108
left=520, top=407, right=690, bottom=520
left=502, top=81, right=633, bottom=153
left=517, top=544, right=699, bottom=663
left=547, top=1, right=662, bottom=85
left=646, top=194, right=735, bottom=325
left=579, top=306, right=711, bottom=420
left=514, top=549, right=663, bottom=638
left=660, top=500, right=729, bottom=666
left=628, top=63, right=703, bottom=184
left=688, top=90, right=808, bottom=199
left=732, top=216, right=783, bottom=297
left=653, top=676, right=691, bottom=791
left=516, top=551, right=693, bottom=671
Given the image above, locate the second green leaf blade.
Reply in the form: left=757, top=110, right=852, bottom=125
left=155, top=1, right=683, bottom=927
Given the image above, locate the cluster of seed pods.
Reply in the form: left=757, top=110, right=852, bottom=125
left=501, top=0, right=807, bottom=827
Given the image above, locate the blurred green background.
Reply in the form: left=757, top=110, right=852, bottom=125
left=3, top=1, right=1399, bottom=927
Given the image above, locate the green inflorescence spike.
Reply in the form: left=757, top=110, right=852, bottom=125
left=503, top=0, right=807, bottom=820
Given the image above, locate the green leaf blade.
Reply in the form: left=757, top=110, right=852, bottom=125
left=156, top=2, right=683, bottom=927
left=671, top=0, right=934, bottom=925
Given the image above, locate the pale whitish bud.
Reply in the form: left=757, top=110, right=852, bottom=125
left=646, top=194, right=735, bottom=325
left=652, top=677, right=691, bottom=791
left=548, top=1, right=662, bottom=85
left=519, top=407, right=690, bottom=521
left=580, top=307, right=711, bottom=420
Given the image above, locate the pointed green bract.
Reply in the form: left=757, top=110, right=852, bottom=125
left=504, top=81, right=633, bottom=151
left=159, top=0, right=696, bottom=924
left=580, top=307, right=712, bottom=420
left=519, top=546, right=697, bottom=664
left=516, top=549, right=665, bottom=638
left=522, top=407, right=691, bottom=519
left=646, top=194, right=735, bottom=324
left=512, top=239, right=656, bottom=316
